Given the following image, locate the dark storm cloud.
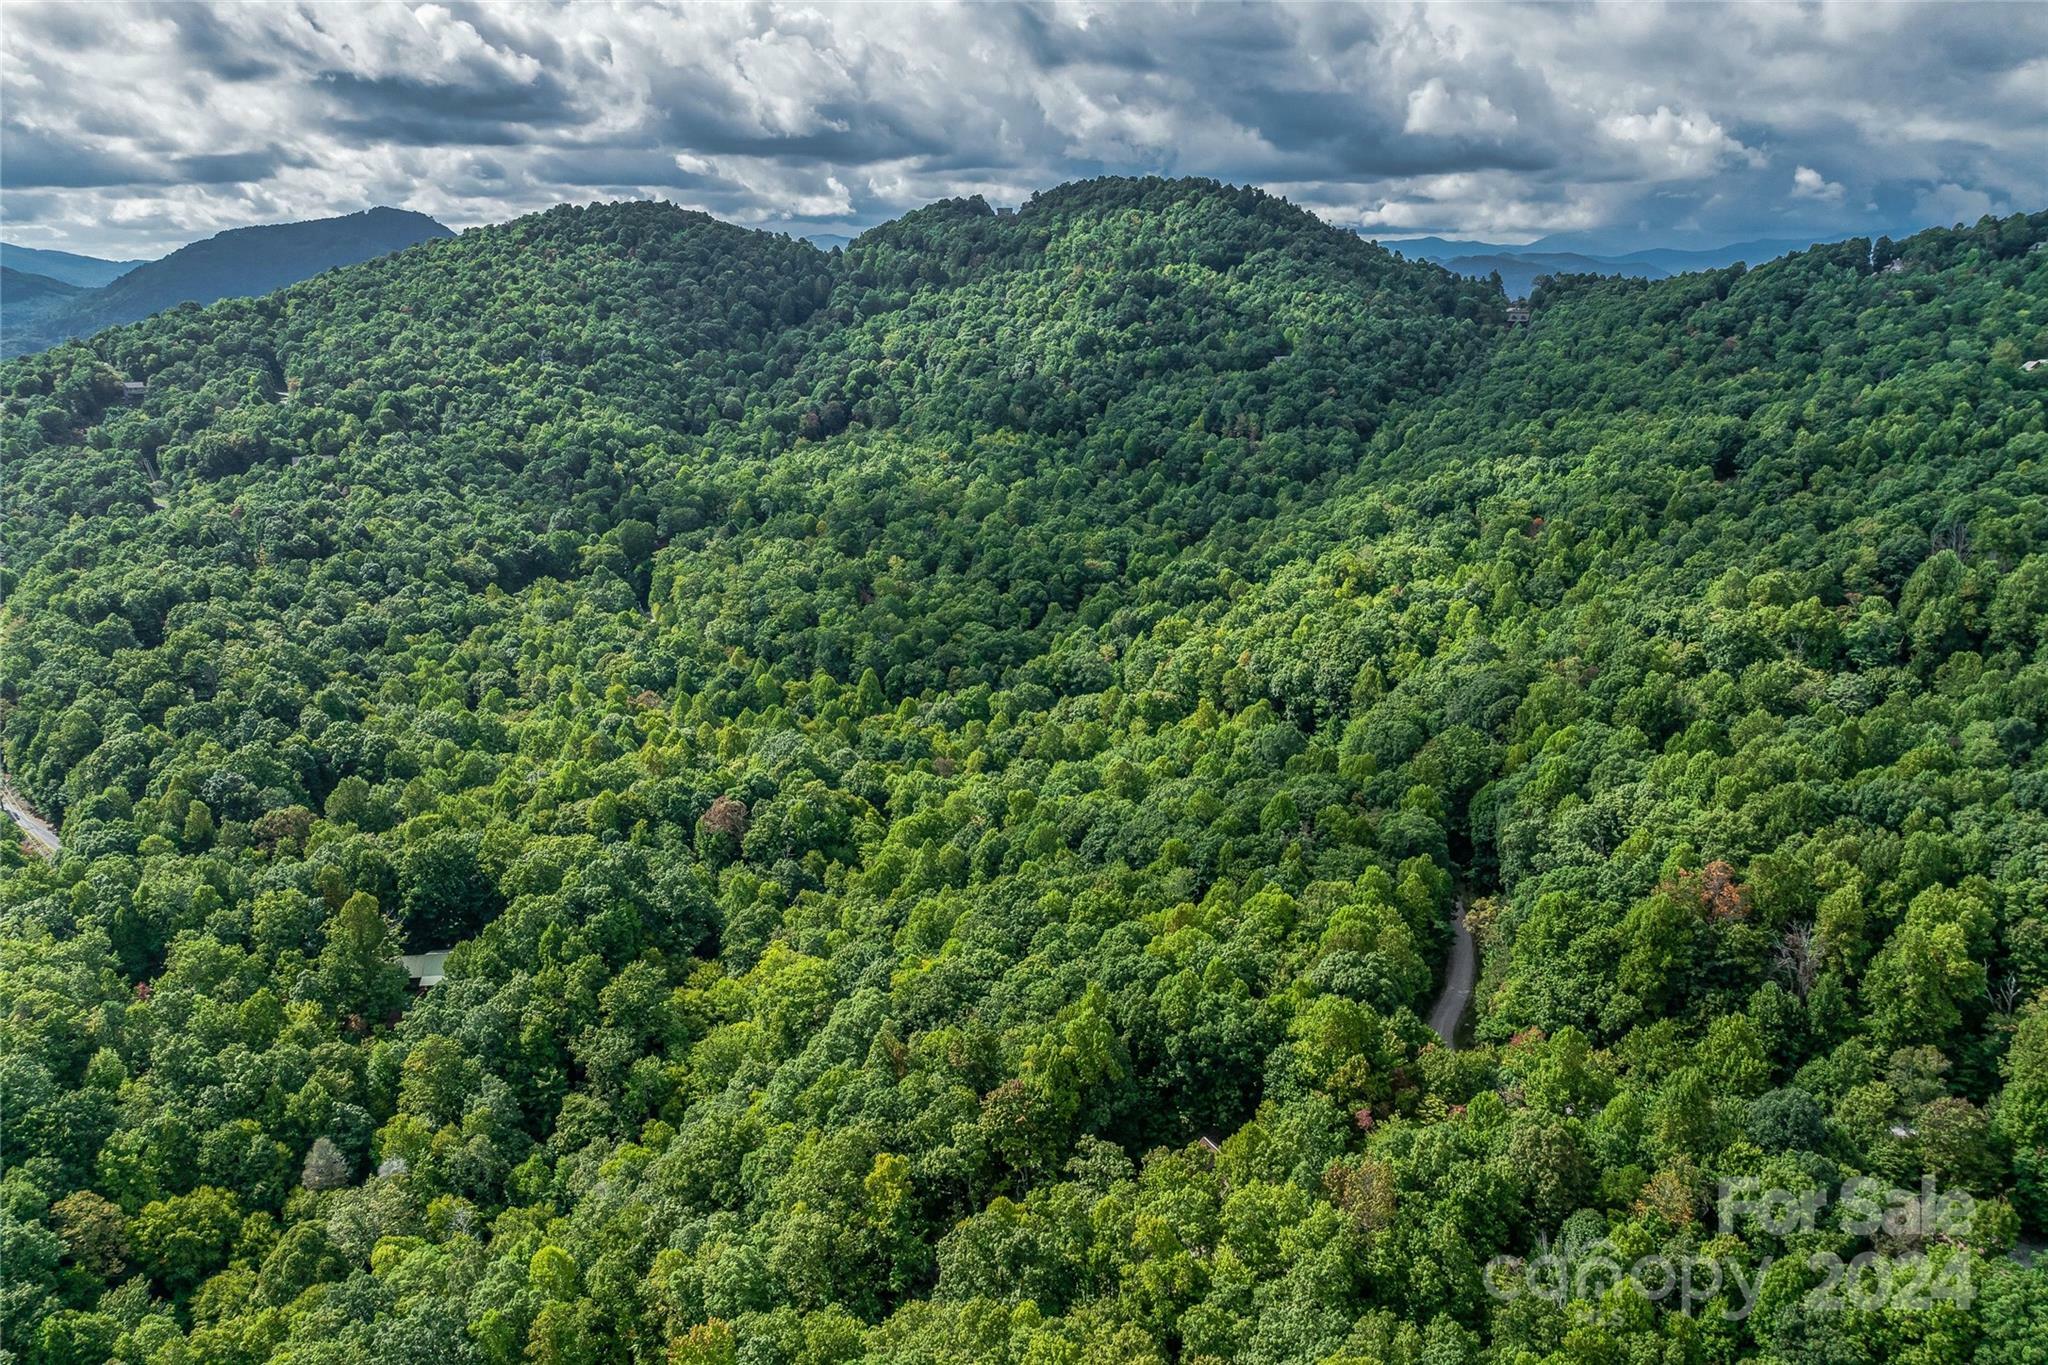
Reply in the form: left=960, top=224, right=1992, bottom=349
left=641, top=88, right=943, bottom=167
left=0, top=123, right=165, bottom=189
left=1, top=1, right=2041, bottom=258
left=317, top=64, right=583, bottom=147
left=163, top=4, right=286, bottom=81
left=6, top=113, right=300, bottom=192
left=1001, top=1, right=1177, bottom=72
left=174, top=146, right=310, bottom=184
left=1227, top=85, right=1560, bottom=179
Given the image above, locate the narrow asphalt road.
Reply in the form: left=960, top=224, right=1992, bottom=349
left=1427, top=894, right=1473, bottom=1046
left=0, top=774, right=61, bottom=856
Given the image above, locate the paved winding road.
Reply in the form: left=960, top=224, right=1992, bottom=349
left=0, top=774, right=61, bottom=856
left=1427, top=894, right=1473, bottom=1046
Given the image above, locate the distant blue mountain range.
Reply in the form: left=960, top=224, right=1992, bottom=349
left=1375, top=228, right=1915, bottom=297
left=0, top=242, right=146, bottom=288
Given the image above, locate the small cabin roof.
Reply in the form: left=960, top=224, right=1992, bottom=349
left=399, top=950, right=450, bottom=987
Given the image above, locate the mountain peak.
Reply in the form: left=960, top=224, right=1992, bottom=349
left=194, top=206, right=452, bottom=247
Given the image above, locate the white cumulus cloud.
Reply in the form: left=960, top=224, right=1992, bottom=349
left=1792, top=165, right=1845, bottom=202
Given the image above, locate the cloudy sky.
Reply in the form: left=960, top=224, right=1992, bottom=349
left=3, top=1, right=2043, bottom=260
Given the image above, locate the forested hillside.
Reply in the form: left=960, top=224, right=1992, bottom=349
left=2, top=178, right=2046, bottom=1365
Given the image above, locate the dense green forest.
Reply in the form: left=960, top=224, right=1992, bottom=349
left=2, top=177, right=2046, bottom=1364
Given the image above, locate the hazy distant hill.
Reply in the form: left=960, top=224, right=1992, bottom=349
left=1437, top=250, right=1669, bottom=298
left=0, top=266, right=84, bottom=304
left=1529, top=227, right=1876, bottom=262
left=0, top=242, right=145, bottom=287
left=1376, top=233, right=1696, bottom=296
left=0, top=266, right=88, bottom=335
left=1381, top=228, right=1890, bottom=296
left=1, top=207, right=452, bottom=356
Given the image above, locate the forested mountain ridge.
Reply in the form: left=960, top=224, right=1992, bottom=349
left=0, top=266, right=88, bottom=339
left=2, top=179, right=2046, bottom=1365
left=0, top=267, right=84, bottom=303
left=0, top=207, right=452, bottom=359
